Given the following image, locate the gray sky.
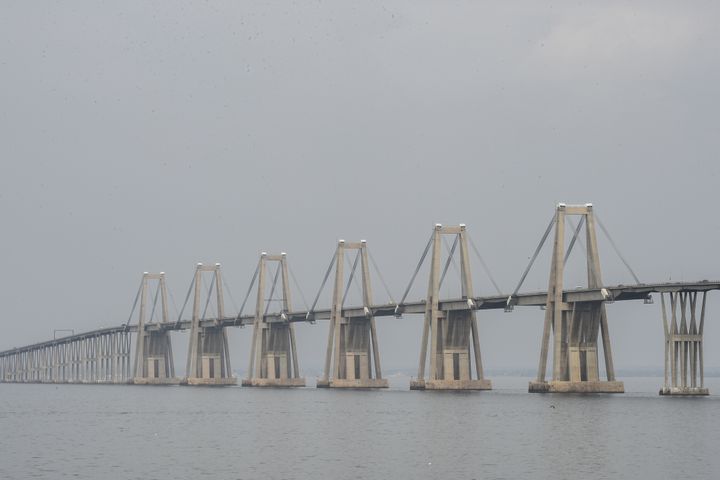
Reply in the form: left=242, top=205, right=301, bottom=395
left=1, top=1, right=719, bottom=373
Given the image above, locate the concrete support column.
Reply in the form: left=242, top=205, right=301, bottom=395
left=660, top=291, right=709, bottom=396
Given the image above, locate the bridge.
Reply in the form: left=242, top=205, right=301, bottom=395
left=0, top=204, right=715, bottom=395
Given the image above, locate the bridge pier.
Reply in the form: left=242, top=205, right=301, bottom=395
left=317, top=240, right=388, bottom=388
left=659, top=291, right=709, bottom=396
left=242, top=253, right=304, bottom=387
left=410, top=225, right=491, bottom=391
left=185, top=264, right=236, bottom=386
left=132, top=273, right=180, bottom=385
left=529, top=204, right=623, bottom=394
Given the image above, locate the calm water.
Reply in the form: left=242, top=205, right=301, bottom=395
left=1, top=376, right=719, bottom=479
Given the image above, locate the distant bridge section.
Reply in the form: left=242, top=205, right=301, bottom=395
left=0, top=204, right=717, bottom=396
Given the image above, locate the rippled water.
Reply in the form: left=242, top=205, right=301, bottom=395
left=1, top=376, right=719, bottom=479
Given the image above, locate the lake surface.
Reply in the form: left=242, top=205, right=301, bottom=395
left=1, top=376, right=719, bottom=479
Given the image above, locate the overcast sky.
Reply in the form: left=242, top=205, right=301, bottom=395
left=1, top=1, right=719, bottom=374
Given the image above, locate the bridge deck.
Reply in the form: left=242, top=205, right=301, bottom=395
left=2, top=281, right=718, bottom=357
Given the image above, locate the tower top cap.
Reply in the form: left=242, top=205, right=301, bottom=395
left=459, top=223, right=466, bottom=228
left=196, top=262, right=203, bottom=266
left=360, top=239, right=367, bottom=244
left=339, top=239, right=345, bottom=244
left=281, top=252, right=287, bottom=256
left=261, top=251, right=267, bottom=256
left=143, top=271, right=149, bottom=275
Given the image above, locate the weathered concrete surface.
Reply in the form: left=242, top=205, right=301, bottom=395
left=659, top=387, right=709, bottom=396
left=241, top=378, right=305, bottom=387
left=528, top=380, right=624, bottom=393
left=132, top=377, right=181, bottom=385
left=316, top=378, right=389, bottom=388
left=185, top=377, right=237, bottom=386
left=410, top=379, right=492, bottom=390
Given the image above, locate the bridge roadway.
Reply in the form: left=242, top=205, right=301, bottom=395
left=2, top=280, right=718, bottom=358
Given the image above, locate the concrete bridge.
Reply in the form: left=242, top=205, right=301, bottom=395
left=0, top=204, right=715, bottom=395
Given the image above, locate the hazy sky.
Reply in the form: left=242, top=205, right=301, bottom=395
left=1, top=1, right=719, bottom=374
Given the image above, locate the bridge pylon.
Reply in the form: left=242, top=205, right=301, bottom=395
left=132, top=272, right=180, bottom=385
left=185, top=263, right=236, bottom=386
left=317, top=240, right=388, bottom=388
left=242, top=253, right=305, bottom=387
left=659, top=291, right=709, bottom=395
left=528, top=204, right=624, bottom=393
left=410, top=225, right=491, bottom=391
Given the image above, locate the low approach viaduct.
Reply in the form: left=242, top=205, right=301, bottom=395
left=0, top=204, right=715, bottom=396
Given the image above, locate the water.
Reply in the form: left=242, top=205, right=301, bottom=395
left=1, top=376, right=719, bottom=479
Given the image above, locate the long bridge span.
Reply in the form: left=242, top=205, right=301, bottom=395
left=0, top=204, right=715, bottom=395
